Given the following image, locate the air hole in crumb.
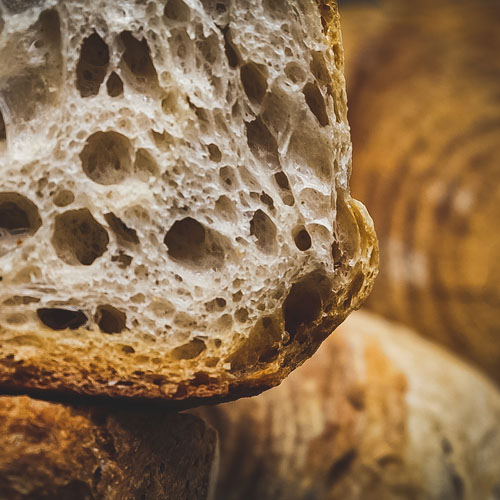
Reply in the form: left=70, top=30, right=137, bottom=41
left=285, top=62, right=306, bottom=85
left=52, top=209, right=109, bottom=265
left=164, top=0, right=190, bottom=21
left=205, top=297, right=226, bottom=312
left=228, top=316, right=281, bottom=371
left=205, top=357, right=219, bottom=368
left=283, top=278, right=322, bottom=340
left=119, top=31, right=159, bottom=88
left=273, top=171, right=295, bottom=206
left=104, top=213, right=139, bottom=245
left=246, top=117, right=280, bottom=169
left=171, top=338, right=206, bottom=360
left=0, top=192, right=42, bottom=237
left=235, top=308, right=248, bottom=322
left=215, top=196, right=236, bottom=222
left=1, top=10, right=61, bottom=122
left=222, top=26, right=240, bottom=67
left=3, top=295, right=40, bottom=306
left=161, top=92, right=177, bottom=113
left=240, top=62, right=268, bottom=104
left=294, top=227, right=312, bottom=251
left=164, top=217, right=226, bottom=269
left=95, top=305, right=126, bottom=334
left=250, top=209, right=277, bottom=253
left=310, top=51, right=331, bottom=91
left=260, top=192, right=274, bottom=210
left=0, top=110, right=6, bottom=142
left=134, top=148, right=159, bottom=178
left=219, top=166, right=237, bottom=189
left=208, top=143, right=222, bottom=162
left=53, top=189, right=74, bottom=207
left=331, top=240, right=342, bottom=269
left=106, top=71, right=124, bottom=97
left=80, top=131, right=133, bottom=185
left=303, top=82, right=329, bottom=126
left=112, top=252, right=133, bottom=269
left=76, top=32, right=110, bottom=97
left=151, top=129, right=173, bottom=149
left=37, top=308, right=87, bottom=330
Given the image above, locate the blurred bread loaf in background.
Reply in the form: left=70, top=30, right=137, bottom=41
left=0, top=395, right=217, bottom=499
left=341, top=0, right=500, bottom=382
left=197, top=311, right=500, bottom=500
left=0, top=0, right=377, bottom=405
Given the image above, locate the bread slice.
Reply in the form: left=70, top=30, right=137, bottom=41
left=197, top=310, right=500, bottom=500
left=0, top=0, right=377, bottom=404
left=0, top=395, right=218, bottom=500
left=342, top=0, right=500, bottom=383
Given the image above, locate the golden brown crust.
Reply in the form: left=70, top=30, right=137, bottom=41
left=0, top=395, right=217, bottom=499
left=344, top=0, right=500, bottom=382
left=196, top=311, right=500, bottom=500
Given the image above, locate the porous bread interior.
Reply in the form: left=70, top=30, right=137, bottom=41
left=0, top=0, right=377, bottom=401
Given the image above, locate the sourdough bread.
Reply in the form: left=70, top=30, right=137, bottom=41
left=0, top=395, right=218, bottom=499
left=343, top=0, right=500, bottom=382
left=0, top=0, right=377, bottom=404
left=197, top=311, right=500, bottom=500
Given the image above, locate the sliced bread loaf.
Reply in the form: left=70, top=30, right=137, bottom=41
left=0, top=0, right=377, bottom=404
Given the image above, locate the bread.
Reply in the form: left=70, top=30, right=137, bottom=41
left=337, top=3, right=385, bottom=87
left=0, top=395, right=217, bottom=500
left=196, top=310, right=500, bottom=500
left=341, top=0, right=500, bottom=382
left=0, top=0, right=377, bottom=404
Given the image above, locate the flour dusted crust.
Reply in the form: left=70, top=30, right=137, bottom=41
left=0, top=0, right=377, bottom=404
left=0, top=395, right=218, bottom=499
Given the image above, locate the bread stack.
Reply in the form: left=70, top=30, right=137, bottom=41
left=0, top=0, right=380, bottom=496
left=2, top=0, right=499, bottom=497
